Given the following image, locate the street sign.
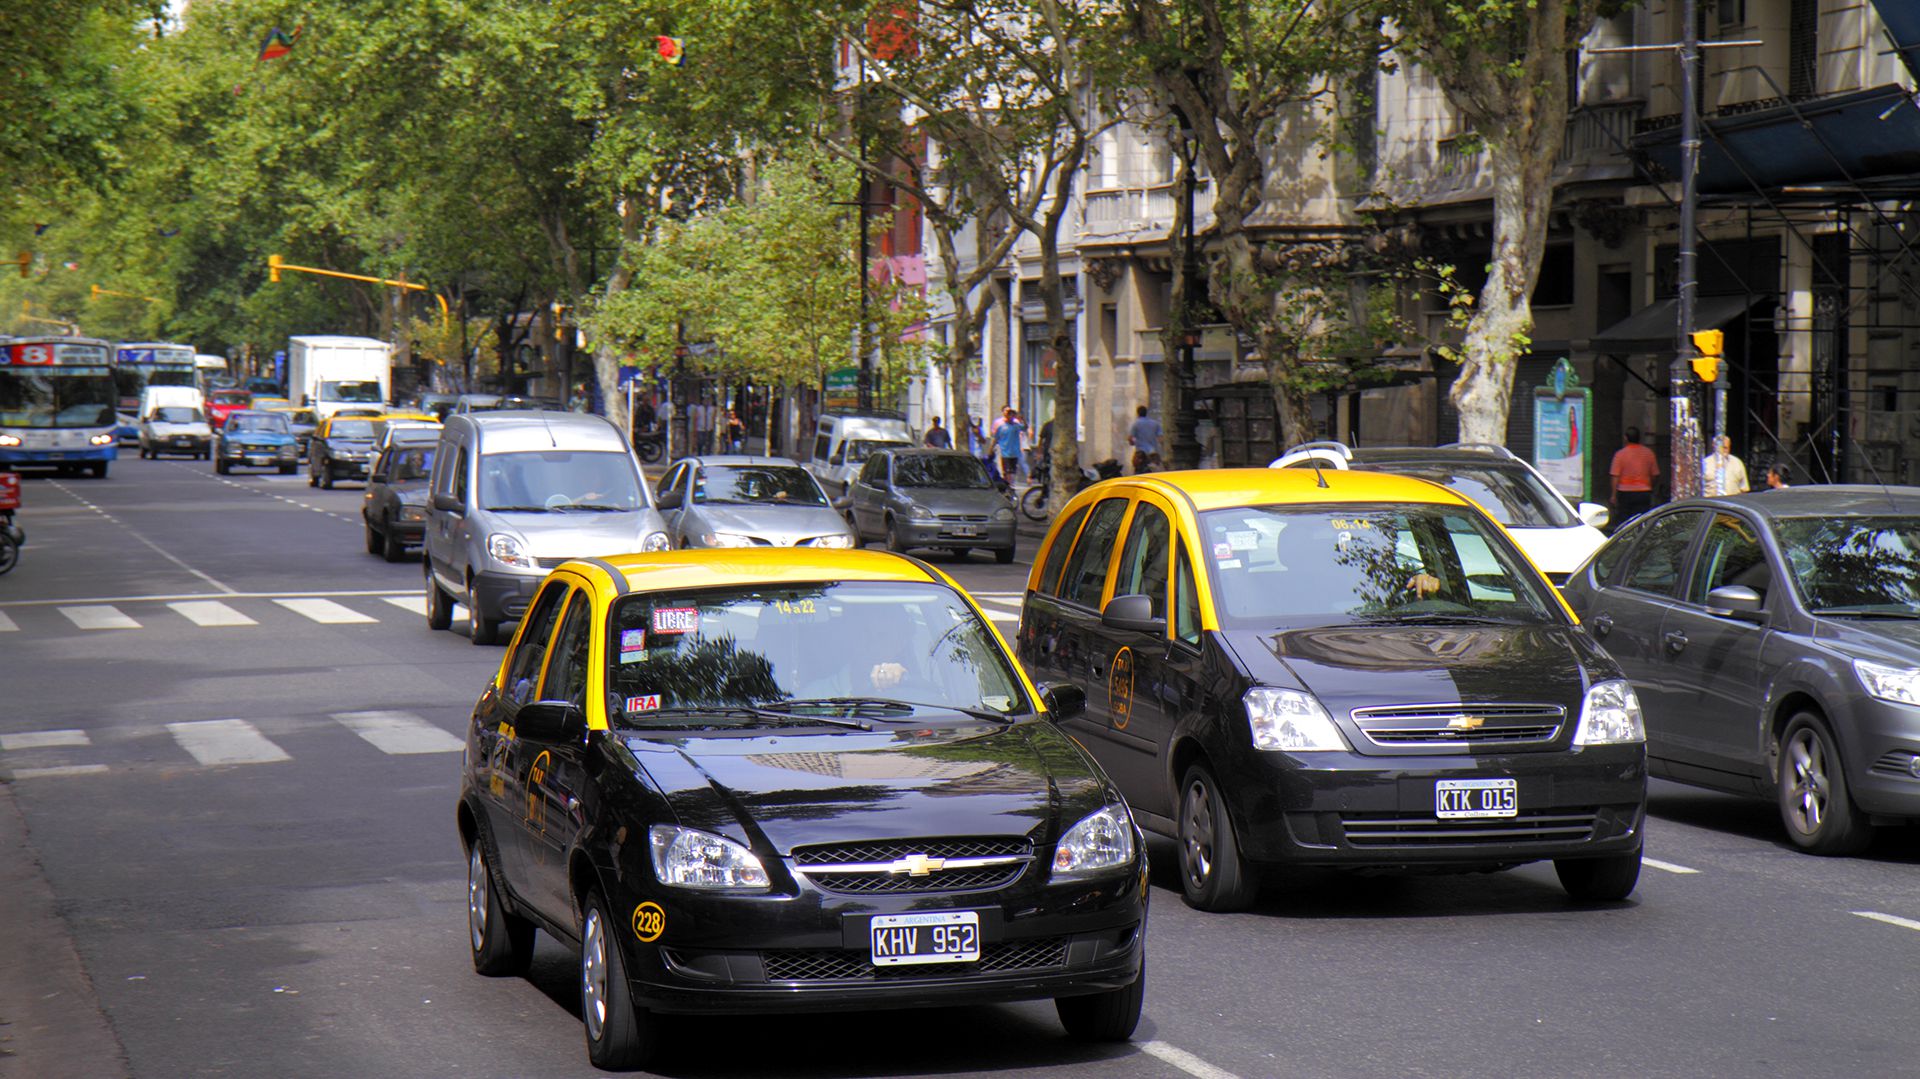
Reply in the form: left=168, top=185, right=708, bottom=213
left=618, top=364, right=641, bottom=388
left=825, top=366, right=860, bottom=409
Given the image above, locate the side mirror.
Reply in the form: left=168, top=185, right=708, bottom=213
left=870, top=475, right=889, bottom=490
left=1705, top=584, right=1766, bottom=621
left=516, top=700, right=587, bottom=743
left=1037, top=682, right=1086, bottom=721
left=1101, top=593, right=1166, bottom=635
left=831, top=495, right=852, bottom=512
left=655, top=490, right=682, bottom=510
left=1577, top=502, right=1611, bottom=529
left=431, top=491, right=464, bottom=512
left=370, top=470, right=389, bottom=484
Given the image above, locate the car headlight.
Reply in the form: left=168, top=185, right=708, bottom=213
left=806, top=533, right=855, bottom=548
left=994, top=506, right=1015, bottom=522
left=908, top=503, right=934, bottom=520
left=641, top=530, right=671, bottom=552
left=1855, top=659, right=1920, bottom=705
left=1052, top=802, right=1136, bottom=879
left=699, top=531, right=756, bottom=548
left=398, top=505, right=426, bottom=522
left=649, top=824, right=770, bottom=890
left=89, top=433, right=116, bottom=446
left=1244, top=687, right=1348, bottom=751
left=0, top=434, right=21, bottom=447
left=1573, top=679, right=1646, bottom=745
left=487, top=532, right=536, bottom=569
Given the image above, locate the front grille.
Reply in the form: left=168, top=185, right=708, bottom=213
left=1351, top=703, right=1566, bottom=748
left=793, top=836, right=1031, bottom=895
left=761, top=937, right=1068, bottom=982
left=937, top=513, right=990, bottom=522
left=793, top=837, right=1029, bottom=865
left=1870, top=750, right=1918, bottom=778
left=806, top=866, right=1025, bottom=894
left=1341, top=809, right=1599, bottom=847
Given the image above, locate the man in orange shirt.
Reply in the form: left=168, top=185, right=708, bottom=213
left=1609, top=426, right=1659, bottom=526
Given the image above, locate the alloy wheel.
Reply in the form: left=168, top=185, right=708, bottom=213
left=581, top=906, right=609, bottom=1042
left=1784, top=728, right=1829, bottom=835
left=467, top=844, right=488, bottom=953
left=1182, top=778, right=1214, bottom=887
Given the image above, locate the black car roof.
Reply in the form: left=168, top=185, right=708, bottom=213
left=1692, top=485, right=1920, bottom=518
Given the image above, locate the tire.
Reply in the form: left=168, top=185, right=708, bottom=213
left=278, top=464, right=295, bottom=475
left=467, top=581, right=498, bottom=646
left=581, top=890, right=659, bottom=1070
left=1778, top=713, right=1872, bottom=855
left=0, top=535, right=17, bottom=576
left=467, top=838, right=533, bottom=976
left=382, top=525, right=406, bottom=563
left=995, top=544, right=1016, bottom=565
left=886, top=516, right=908, bottom=554
left=1177, top=763, right=1258, bottom=912
left=1555, top=847, right=1642, bottom=902
left=365, top=521, right=383, bottom=555
left=425, top=564, right=454, bottom=631
left=636, top=438, right=663, bottom=464
left=1020, top=483, right=1049, bottom=522
left=215, top=458, right=229, bottom=475
left=1056, top=965, right=1145, bottom=1042
left=89, top=462, right=107, bottom=479
left=307, top=466, right=318, bottom=487
left=844, top=513, right=864, bottom=548
left=320, top=463, right=334, bottom=490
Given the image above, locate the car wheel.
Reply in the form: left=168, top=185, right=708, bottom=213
left=425, top=564, right=453, bottom=631
left=307, top=465, right=318, bottom=487
left=89, top=462, right=107, bottom=479
left=364, top=521, right=383, bottom=555
left=886, top=516, right=908, bottom=553
left=581, top=889, right=659, bottom=1070
left=278, top=463, right=295, bottom=475
left=1177, top=763, right=1258, bottom=912
left=467, top=581, right=498, bottom=646
left=467, top=839, right=533, bottom=976
left=1555, top=846, right=1642, bottom=902
left=845, top=513, right=863, bottom=547
left=382, top=525, right=406, bottom=563
left=320, top=464, right=334, bottom=490
left=995, top=544, right=1016, bottom=565
left=1056, top=963, right=1144, bottom=1042
left=0, top=534, right=18, bottom=576
left=1778, top=713, right=1872, bottom=855
left=214, top=458, right=229, bottom=475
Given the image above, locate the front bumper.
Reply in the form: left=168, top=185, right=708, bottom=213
left=1844, top=700, right=1920, bottom=819
left=1220, top=743, right=1647, bottom=866
left=0, top=446, right=117, bottom=466
left=222, top=445, right=297, bottom=467
left=470, top=569, right=542, bottom=622
left=323, top=455, right=371, bottom=476
left=899, top=517, right=1016, bottom=550
left=151, top=436, right=209, bottom=455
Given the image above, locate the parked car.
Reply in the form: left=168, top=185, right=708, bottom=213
left=455, top=548, right=1143, bottom=1070
left=847, top=449, right=1017, bottom=563
left=362, top=441, right=434, bottom=562
left=1557, top=485, right=1920, bottom=854
left=655, top=455, right=855, bottom=549
left=410, top=392, right=459, bottom=420
left=805, top=410, right=914, bottom=496
left=1271, top=442, right=1610, bottom=584
left=308, top=414, right=379, bottom=489
left=423, top=412, right=670, bottom=645
left=213, top=410, right=298, bottom=474
left=1019, top=468, right=1648, bottom=910
left=206, top=388, right=252, bottom=430
left=137, top=406, right=212, bottom=460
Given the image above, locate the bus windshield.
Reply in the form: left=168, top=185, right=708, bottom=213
left=0, top=370, right=119, bottom=429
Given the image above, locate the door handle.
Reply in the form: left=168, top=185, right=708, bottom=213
left=1664, top=630, right=1688, bottom=654
left=1590, top=613, right=1613, bottom=637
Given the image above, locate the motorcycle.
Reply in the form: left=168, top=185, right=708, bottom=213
left=0, top=472, right=22, bottom=576
left=633, top=426, right=666, bottom=464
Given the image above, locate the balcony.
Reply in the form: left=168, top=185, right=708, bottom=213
left=1080, top=182, right=1215, bottom=244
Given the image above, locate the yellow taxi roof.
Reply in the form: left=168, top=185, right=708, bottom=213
left=379, top=412, right=441, bottom=423
left=1125, top=467, right=1470, bottom=511
left=582, top=548, right=942, bottom=595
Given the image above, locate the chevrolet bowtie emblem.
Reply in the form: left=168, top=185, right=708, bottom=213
left=1446, top=715, right=1486, bottom=731
left=892, top=854, right=946, bottom=877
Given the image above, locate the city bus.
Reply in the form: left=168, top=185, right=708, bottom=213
left=0, top=336, right=120, bottom=477
left=113, top=341, right=199, bottom=442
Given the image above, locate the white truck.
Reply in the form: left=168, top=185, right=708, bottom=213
left=287, top=335, right=393, bottom=420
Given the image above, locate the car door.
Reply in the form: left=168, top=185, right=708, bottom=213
left=850, top=454, right=890, bottom=538
left=1659, top=510, right=1777, bottom=778
left=427, top=439, right=470, bottom=587
left=1024, top=496, right=1132, bottom=771
left=1582, top=508, right=1707, bottom=762
left=488, top=579, right=570, bottom=889
left=519, top=585, right=597, bottom=923
left=1090, top=494, right=1183, bottom=816
left=657, top=462, right=689, bottom=543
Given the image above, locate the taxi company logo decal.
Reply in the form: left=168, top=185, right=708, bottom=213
left=526, top=750, right=552, bottom=835
left=1109, top=647, right=1135, bottom=730
left=632, top=902, right=665, bottom=942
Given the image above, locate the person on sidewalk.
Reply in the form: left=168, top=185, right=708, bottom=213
left=1609, top=427, right=1659, bottom=526
left=1766, top=462, right=1791, bottom=489
left=993, top=410, right=1026, bottom=485
left=924, top=416, right=951, bottom=449
left=1702, top=435, right=1749, bottom=496
left=1127, top=405, right=1163, bottom=474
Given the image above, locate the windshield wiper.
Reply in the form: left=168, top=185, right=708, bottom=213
left=485, top=505, right=551, bottom=513
left=553, top=503, right=630, bottom=512
left=1370, top=612, right=1528, bottom=626
left=633, top=705, right=870, bottom=731
left=770, top=697, right=1015, bottom=723
left=1812, top=607, right=1920, bottom=619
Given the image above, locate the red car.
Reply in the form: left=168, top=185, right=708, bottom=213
left=207, top=389, right=252, bottom=429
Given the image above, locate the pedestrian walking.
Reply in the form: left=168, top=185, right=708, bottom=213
left=993, top=409, right=1026, bottom=484
left=1127, top=405, right=1163, bottom=474
left=1766, top=462, right=1791, bottom=489
left=1702, top=435, right=1750, bottom=496
left=1609, top=426, right=1659, bottom=526
left=923, top=417, right=951, bottom=449
left=724, top=408, right=745, bottom=454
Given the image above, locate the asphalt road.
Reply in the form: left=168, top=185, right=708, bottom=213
left=1, top=456, right=1916, bottom=1078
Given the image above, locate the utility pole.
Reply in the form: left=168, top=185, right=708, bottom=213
left=856, top=52, right=875, bottom=412
left=1166, top=99, right=1202, bottom=471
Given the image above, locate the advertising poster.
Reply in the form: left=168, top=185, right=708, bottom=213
left=1533, top=389, right=1590, bottom=501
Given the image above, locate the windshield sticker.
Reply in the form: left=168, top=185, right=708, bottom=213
left=620, top=628, right=646, bottom=651
left=624, top=694, right=662, bottom=713
left=1216, top=558, right=1242, bottom=569
left=1212, top=542, right=1235, bottom=561
left=1225, top=530, right=1258, bottom=551
left=651, top=607, right=699, bottom=634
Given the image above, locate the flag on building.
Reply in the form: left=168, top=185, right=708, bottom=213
left=258, top=26, right=300, bottom=61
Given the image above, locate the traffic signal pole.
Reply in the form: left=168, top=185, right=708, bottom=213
left=1672, top=0, right=1703, bottom=500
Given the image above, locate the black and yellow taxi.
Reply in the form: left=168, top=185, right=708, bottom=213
left=457, top=548, right=1147, bottom=1070
left=1017, top=468, right=1647, bottom=912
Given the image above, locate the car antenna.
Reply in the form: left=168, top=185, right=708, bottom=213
left=540, top=415, right=557, bottom=448
left=1309, top=453, right=1329, bottom=489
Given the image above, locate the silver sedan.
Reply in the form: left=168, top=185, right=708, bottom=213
left=654, top=456, right=858, bottom=549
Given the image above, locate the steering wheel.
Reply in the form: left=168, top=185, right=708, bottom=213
left=544, top=493, right=573, bottom=509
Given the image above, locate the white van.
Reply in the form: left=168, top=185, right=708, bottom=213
left=805, top=411, right=914, bottom=496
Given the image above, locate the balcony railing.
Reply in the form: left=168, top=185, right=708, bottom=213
left=1080, top=182, right=1215, bottom=240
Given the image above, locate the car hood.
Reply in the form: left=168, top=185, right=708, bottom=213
left=488, top=508, right=667, bottom=555
left=1503, top=523, right=1608, bottom=576
left=1812, top=617, right=1920, bottom=662
left=1218, top=622, right=1607, bottom=718
left=895, top=487, right=1009, bottom=514
left=225, top=432, right=294, bottom=446
left=387, top=480, right=431, bottom=503
left=691, top=503, right=849, bottom=543
left=147, top=421, right=210, bottom=436
left=623, top=720, right=1108, bottom=855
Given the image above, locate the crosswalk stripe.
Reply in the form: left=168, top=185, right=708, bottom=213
left=333, top=711, right=464, bottom=755
left=974, top=596, right=1023, bottom=611
left=58, top=605, right=140, bottom=630
left=382, top=595, right=426, bottom=615
left=0, top=611, right=16, bottom=632
left=169, top=600, right=258, bottom=627
left=985, top=611, right=1019, bottom=622
left=0, top=729, right=90, bottom=751
left=274, top=598, right=377, bottom=624
left=166, top=719, right=291, bottom=766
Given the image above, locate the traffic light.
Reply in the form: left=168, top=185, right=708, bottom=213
left=268, top=254, right=283, bottom=282
left=14, top=252, right=28, bottom=278
left=90, top=284, right=102, bottom=299
left=1690, top=328, right=1723, bottom=383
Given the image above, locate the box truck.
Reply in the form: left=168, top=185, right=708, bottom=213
left=287, top=336, right=392, bottom=420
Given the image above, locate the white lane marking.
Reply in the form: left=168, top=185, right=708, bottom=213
left=49, top=480, right=237, bottom=593
left=166, top=720, right=291, bottom=766
left=0, top=611, right=15, bottom=632
left=58, top=605, right=141, bottom=631
left=169, top=600, right=258, bottom=627
left=333, top=711, right=463, bottom=755
left=1643, top=857, right=1699, bottom=875
left=275, top=598, right=377, bottom=624
left=0, top=730, right=91, bottom=751
left=1140, top=1041, right=1241, bottom=1079
left=382, top=595, right=426, bottom=615
left=1853, top=910, right=1920, bottom=933
left=7, top=764, right=111, bottom=779
left=2, top=588, right=438, bottom=609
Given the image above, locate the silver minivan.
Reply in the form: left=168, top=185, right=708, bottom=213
left=423, top=412, right=669, bottom=644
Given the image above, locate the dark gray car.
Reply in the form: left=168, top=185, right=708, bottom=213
left=654, top=456, right=855, bottom=549
left=847, top=449, right=1016, bottom=563
left=362, top=441, right=435, bottom=562
left=1558, top=485, right=1920, bottom=854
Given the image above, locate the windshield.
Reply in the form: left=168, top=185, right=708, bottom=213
left=478, top=450, right=643, bottom=511
left=845, top=439, right=909, bottom=464
left=1199, top=503, right=1563, bottom=628
left=1363, top=462, right=1575, bottom=528
left=0, top=370, right=119, bottom=429
left=211, top=390, right=250, bottom=405
left=604, top=581, right=1028, bottom=724
left=895, top=454, right=992, bottom=489
left=152, top=407, right=203, bottom=424
left=319, top=381, right=383, bottom=403
left=327, top=419, right=375, bottom=440
left=694, top=464, right=825, bottom=506
left=386, top=446, right=434, bottom=482
left=227, top=413, right=291, bottom=435
left=1775, top=516, right=1920, bottom=614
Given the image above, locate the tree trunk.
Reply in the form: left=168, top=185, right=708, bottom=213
left=1449, top=141, right=1555, bottom=445
left=591, top=199, right=645, bottom=443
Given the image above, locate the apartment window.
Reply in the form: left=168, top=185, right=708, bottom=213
left=1531, top=244, right=1576, bottom=308
left=1788, top=0, right=1818, bottom=98
left=1714, top=0, right=1745, bottom=30
left=1100, top=304, right=1119, bottom=358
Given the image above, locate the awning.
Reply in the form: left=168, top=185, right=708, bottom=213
left=1635, top=85, right=1920, bottom=197
left=1591, top=295, right=1761, bottom=355
left=1869, top=0, right=1920, bottom=84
